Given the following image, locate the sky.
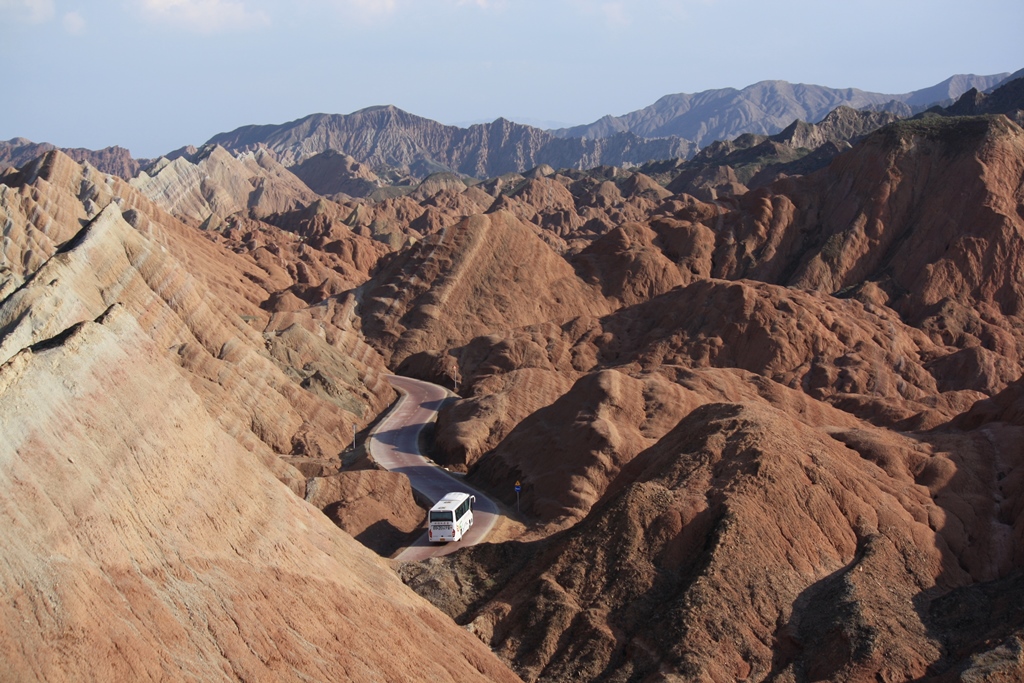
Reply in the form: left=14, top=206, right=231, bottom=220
left=1, top=0, right=1022, bottom=158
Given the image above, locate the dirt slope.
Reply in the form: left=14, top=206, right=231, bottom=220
left=360, top=210, right=613, bottom=365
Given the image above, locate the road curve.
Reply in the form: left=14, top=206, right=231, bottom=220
left=370, top=375, right=499, bottom=562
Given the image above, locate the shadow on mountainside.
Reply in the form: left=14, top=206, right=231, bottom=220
left=768, top=415, right=1024, bottom=681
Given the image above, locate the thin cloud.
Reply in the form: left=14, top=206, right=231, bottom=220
left=453, top=0, right=506, bottom=8
left=62, top=10, right=86, bottom=34
left=0, top=0, right=56, bottom=23
left=136, top=0, right=271, bottom=33
left=600, top=2, right=629, bottom=27
left=318, top=0, right=505, bottom=16
left=311, top=0, right=395, bottom=16
left=351, top=0, right=396, bottom=12
left=566, top=0, right=633, bottom=28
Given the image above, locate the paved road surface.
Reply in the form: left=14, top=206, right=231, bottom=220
left=370, top=375, right=499, bottom=561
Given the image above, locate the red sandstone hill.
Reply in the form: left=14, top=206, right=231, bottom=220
left=384, top=114, right=1024, bottom=680
left=1, top=149, right=394, bottom=475
left=710, top=115, right=1024, bottom=355
left=409, top=279, right=986, bottom=522
left=129, top=144, right=397, bottom=312
left=358, top=210, right=614, bottom=366
left=406, top=387, right=1024, bottom=681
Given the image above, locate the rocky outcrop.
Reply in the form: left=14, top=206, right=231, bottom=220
left=0, top=203, right=353, bottom=467
left=430, top=367, right=576, bottom=473
left=775, top=105, right=902, bottom=149
left=306, top=469, right=426, bottom=557
left=289, top=149, right=382, bottom=198
left=570, top=221, right=691, bottom=305
left=131, top=144, right=320, bottom=225
left=662, top=106, right=902, bottom=197
left=474, top=168, right=682, bottom=253
left=929, top=75, right=1024, bottom=125
left=711, top=114, right=1024, bottom=365
left=128, top=143, right=398, bottom=313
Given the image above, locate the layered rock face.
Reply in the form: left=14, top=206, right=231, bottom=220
left=130, top=144, right=321, bottom=225
left=1, top=151, right=393, bottom=470
left=129, top=143, right=396, bottom=312
left=712, top=115, right=1024, bottom=362
left=0, top=148, right=529, bottom=680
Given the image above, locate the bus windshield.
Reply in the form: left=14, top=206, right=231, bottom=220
left=430, top=511, right=454, bottom=523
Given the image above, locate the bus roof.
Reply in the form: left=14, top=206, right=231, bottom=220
left=429, top=492, right=473, bottom=512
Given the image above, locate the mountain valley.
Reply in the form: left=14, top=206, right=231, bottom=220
left=2, top=71, right=1024, bottom=682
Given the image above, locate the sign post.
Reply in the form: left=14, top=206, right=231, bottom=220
left=515, top=480, right=521, bottom=514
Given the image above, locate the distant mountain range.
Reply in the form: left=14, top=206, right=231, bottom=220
left=2, top=70, right=1019, bottom=183
left=551, top=73, right=1013, bottom=146
left=206, top=107, right=696, bottom=178
left=203, top=71, right=1017, bottom=179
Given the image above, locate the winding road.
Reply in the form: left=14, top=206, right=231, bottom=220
left=370, top=375, right=500, bottom=561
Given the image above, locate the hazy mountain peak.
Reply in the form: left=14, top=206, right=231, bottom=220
left=553, top=72, right=1014, bottom=147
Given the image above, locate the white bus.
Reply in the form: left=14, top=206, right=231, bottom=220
left=428, top=492, right=476, bottom=543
